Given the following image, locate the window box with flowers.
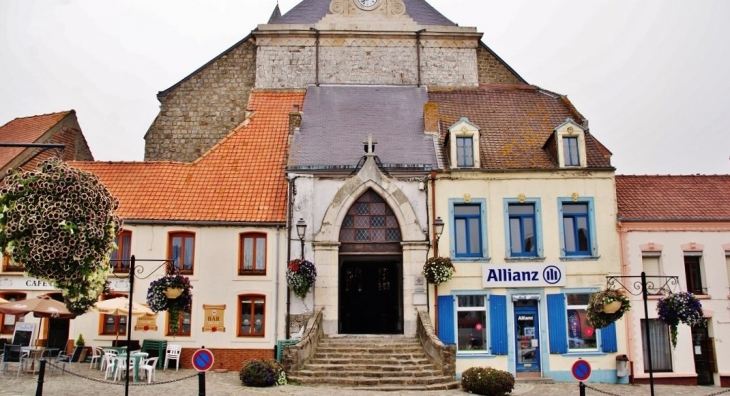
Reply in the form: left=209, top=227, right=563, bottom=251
left=146, top=274, right=193, bottom=335
left=286, top=259, right=317, bottom=299
left=656, top=291, right=705, bottom=348
left=422, top=257, right=455, bottom=285
left=0, top=158, right=122, bottom=315
left=586, top=289, right=631, bottom=329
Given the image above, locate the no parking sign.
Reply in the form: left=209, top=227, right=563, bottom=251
left=571, top=359, right=591, bottom=382
left=191, top=348, right=215, bottom=372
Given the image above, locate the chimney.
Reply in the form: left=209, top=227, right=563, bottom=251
left=289, top=104, right=302, bottom=135
left=423, top=102, right=439, bottom=133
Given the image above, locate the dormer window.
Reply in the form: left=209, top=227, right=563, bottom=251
left=456, top=137, right=474, bottom=167
left=448, top=117, right=481, bottom=169
left=552, top=118, right=587, bottom=168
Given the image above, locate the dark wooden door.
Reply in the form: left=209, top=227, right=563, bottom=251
left=692, top=326, right=715, bottom=385
left=339, top=259, right=402, bottom=334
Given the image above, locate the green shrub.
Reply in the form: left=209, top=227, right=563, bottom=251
left=460, top=366, right=515, bottom=396
left=239, top=359, right=285, bottom=387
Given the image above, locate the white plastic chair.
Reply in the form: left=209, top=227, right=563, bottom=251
left=139, top=357, right=159, bottom=383
left=114, top=356, right=138, bottom=382
left=89, top=346, right=103, bottom=370
left=163, top=345, right=181, bottom=370
left=100, top=349, right=118, bottom=372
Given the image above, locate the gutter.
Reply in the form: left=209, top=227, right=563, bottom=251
left=122, top=219, right=285, bottom=227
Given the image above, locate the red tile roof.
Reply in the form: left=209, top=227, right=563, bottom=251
left=616, top=175, right=730, bottom=221
left=428, top=85, right=613, bottom=170
left=0, top=111, right=72, bottom=169
left=73, top=91, right=305, bottom=223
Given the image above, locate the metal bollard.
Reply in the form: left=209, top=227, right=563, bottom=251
left=35, top=359, right=46, bottom=396
left=579, top=381, right=586, bottom=396
left=198, top=371, right=206, bottom=396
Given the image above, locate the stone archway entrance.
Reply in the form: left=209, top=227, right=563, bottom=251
left=338, top=190, right=403, bottom=334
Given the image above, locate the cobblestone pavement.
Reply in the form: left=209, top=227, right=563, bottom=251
left=1, top=363, right=729, bottom=396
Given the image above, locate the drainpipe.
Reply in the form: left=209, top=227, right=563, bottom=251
left=416, top=29, right=425, bottom=87
left=430, top=170, right=439, bottom=333
left=274, top=225, right=281, bottom=342
left=423, top=176, right=431, bottom=313
left=618, top=221, right=634, bottom=367
left=310, top=28, right=320, bottom=86
left=285, top=176, right=300, bottom=339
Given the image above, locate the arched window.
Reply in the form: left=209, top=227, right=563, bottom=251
left=339, top=190, right=401, bottom=254
left=111, top=230, right=132, bottom=273
left=239, top=233, right=267, bottom=275
left=168, top=232, right=195, bottom=274
left=238, top=295, right=265, bottom=337
left=99, top=293, right=127, bottom=336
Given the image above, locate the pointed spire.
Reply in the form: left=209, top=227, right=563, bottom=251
left=268, top=2, right=282, bottom=24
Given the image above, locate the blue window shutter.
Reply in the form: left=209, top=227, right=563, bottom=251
left=547, top=293, right=568, bottom=354
left=601, top=322, right=618, bottom=352
left=489, top=295, right=508, bottom=355
left=438, top=295, right=455, bottom=345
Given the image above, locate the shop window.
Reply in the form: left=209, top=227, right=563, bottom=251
left=641, top=319, right=673, bottom=372
left=456, top=295, right=488, bottom=353
left=111, top=230, right=132, bottom=273
left=169, top=232, right=195, bottom=274
left=565, top=293, right=597, bottom=351
left=684, top=255, right=706, bottom=295
left=239, top=233, right=266, bottom=275
left=505, top=199, right=543, bottom=258
left=558, top=198, right=597, bottom=258
left=450, top=198, right=488, bottom=260
left=0, top=293, right=26, bottom=334
left=238, top=295, right=265, bottom=337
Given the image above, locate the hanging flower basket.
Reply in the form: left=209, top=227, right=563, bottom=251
left=0, top=158, right=122, bottom=315
left=657, top=292, right=705, bottom=348
left=147, top=274, right=193, bottom=334
left=286, top=259, right=317, bottom=299
left=422, top=257, right=455, bottom=285
left=586, top=289, right=631, bottom=329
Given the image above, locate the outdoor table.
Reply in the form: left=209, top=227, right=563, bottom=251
left=21, top=347, right=58, bottom=373
left=113, top=352, right=147, bottom=382
left=103, top=346, right=127, bottom=354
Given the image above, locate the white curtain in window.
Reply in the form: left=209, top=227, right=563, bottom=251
left=641, top=319, right=672, bottom=372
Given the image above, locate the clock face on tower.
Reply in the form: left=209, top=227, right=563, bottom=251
left=357, top=0, right=378, bottom=8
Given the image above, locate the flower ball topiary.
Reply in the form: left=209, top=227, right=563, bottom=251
left=239, top=359, right=284, bottom=387
left=461, top=366, right=515, bottom=396
left=0, top=158, right=122, bottom=315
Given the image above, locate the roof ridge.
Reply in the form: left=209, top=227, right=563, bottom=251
left=1, top=110, right=73, bottom=128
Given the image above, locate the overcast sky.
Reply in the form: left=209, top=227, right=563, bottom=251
left=1, top=0, right=728, bottom=175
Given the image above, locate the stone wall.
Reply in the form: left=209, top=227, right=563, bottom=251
left=144, top=39, right=257, bottom=162
left=255, top=37, right=479, bottom=88
left=476, top=44, right=525, bottom=85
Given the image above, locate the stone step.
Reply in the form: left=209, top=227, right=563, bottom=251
left=288, top=374, right=455, bottom=387
left=346, top=381, right=462, bottom=392
left=315, top=345, right=425, bottom=353
left=312, top=352, right=430, bottom=360
left=304, top=363, right=440, bottom=372
left=308, top=357, right=432, bottom=366
left=320, top=336, right=421, bottom=344
left=294, top=369, right=442, bottom=378
left=516, top=377, right=555, bottom=384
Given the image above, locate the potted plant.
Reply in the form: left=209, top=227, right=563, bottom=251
left=0, top=158, right=122, bottom=315
left=657, top=291, right=705, bottom=348
left=422, top=257, right=455, bottom=285
left=146, top=274, right=193, bottom=335
left=586, top=289, right=631, bottom=329
left=76, top=334, right=88, bottom=362
left=286, top=259, right=317, bottom=299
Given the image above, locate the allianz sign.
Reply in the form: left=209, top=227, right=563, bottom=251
left=481, top=263, right=566, bottom=288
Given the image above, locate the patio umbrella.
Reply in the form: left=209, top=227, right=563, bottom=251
left=94, top=296, right=154, bottom=342
left=0, top=295, right=76, bottom=344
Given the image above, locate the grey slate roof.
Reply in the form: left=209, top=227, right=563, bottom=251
left=274, top=0, right=456, bottom=26
left=288, top=85, right=438, bottom=170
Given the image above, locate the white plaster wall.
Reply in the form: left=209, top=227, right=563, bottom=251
left=622, top=227, right=730, bottom=383
left=61, top=223, right=288, bottom=350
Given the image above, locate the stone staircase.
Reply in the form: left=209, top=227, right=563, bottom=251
left=287, top=335, right=460, bottom=391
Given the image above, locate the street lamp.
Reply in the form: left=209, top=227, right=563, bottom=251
left=605, top=272, right=679, bottom=396
left=296, top=218, right=306, bottom=260
left=433, top=217, right=444, bottom=256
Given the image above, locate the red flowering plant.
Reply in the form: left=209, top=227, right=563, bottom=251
left=286, top=259, right=317, bottom=299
